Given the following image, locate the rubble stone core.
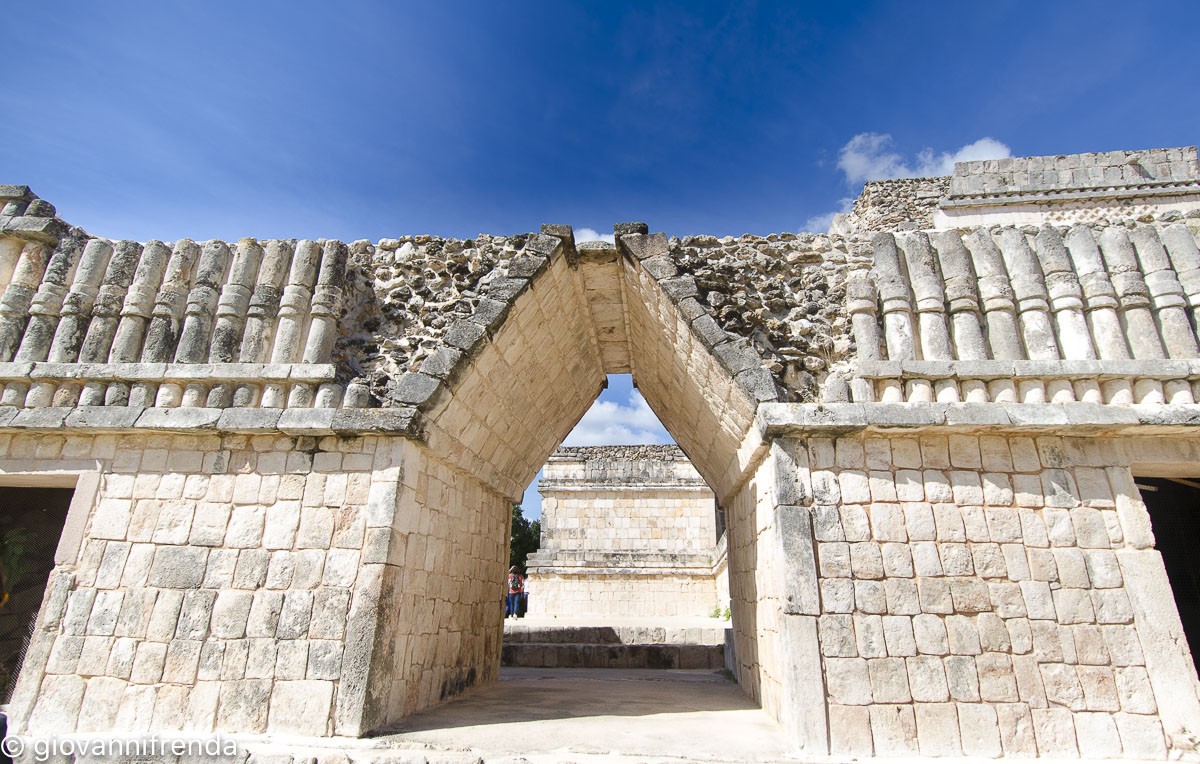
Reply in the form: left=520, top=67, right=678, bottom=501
left=0, top=146, right=1199, bottom=759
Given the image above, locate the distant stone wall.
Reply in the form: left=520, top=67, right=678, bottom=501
left=528, top=573, right=718, bottom=618
left=948, top=147, right=1200, bottom=198
left=527, top=446, right=724, bottom=619
left=834, top=147, right=1200, bottom=234
left=938, top=147, right=1200, bottom=228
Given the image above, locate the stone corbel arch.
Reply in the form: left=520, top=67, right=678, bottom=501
left=339, top=223, right=810, bottom=738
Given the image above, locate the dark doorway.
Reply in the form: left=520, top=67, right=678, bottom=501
left=0, top=486, right=74, bottom=702
left=1137, top=477, right=1200, bottom=664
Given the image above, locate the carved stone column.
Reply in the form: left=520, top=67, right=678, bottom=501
left=996, top=230, right=1057, bottom=402
left=5, top=231, right=88, bottom=405
left=78, top=241, right=144, bottom=406
left=294, top=239, right=348, bottom=407
left=206, top=238, right=265, bottom=407
left=38, top=239, right=114, bottom=406
left=263, top=239, right=321, bottom=407
left=1131, top=227, right=1200, bottom=359
left=105, top=240, right=171, bottom=404
left=142, top=240, right=201, bottom=406
left=0, top=241, right=52, bottom=362
left=173, top=240, right=233, bottom=406
left=845, top=274, right=880, bottom=402
left=234, top=240, right=294, bottom=407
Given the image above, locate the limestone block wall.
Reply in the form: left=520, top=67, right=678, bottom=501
left=536, top=455, right=717, bottom=556
left=726, top=450, right=793, bottom=727
left=792, top=431, right=1199, bottom=758
left=528, top=446, right=723, bottom=619
left=3, top=431, right=405, bottom=739
left=527, top=573, right=717, bottom=618
left=359, top=442, right=510, bottom=730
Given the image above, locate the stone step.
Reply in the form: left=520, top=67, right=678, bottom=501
left=501, top=641, right=725, bottom=670
left=502, top=623, right=728, bottom=645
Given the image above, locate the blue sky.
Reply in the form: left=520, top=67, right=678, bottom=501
left=6, top=2, right=1198, bottom=516
left=522, top=375, right=671, bottom=519
left=6, top=2, right=1197, bottom=243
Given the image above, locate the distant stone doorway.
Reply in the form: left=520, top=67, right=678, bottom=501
left=1137, top=477, right=1200, bottom=667
left=0, top=487, right=74, bottom=702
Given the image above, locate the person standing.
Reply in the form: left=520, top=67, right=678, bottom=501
left=506, top=566, right=525, bottom=618
left=520, top=575, right=531, bottom=618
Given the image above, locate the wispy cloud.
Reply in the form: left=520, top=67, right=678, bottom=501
left=803, top=198, right=854, bottom=233
left=575, top=226, right=615, bottom=244
left=562, top=390, right=672, bottom=446
left=838, top=132, right=1011, bottom=185
left=802, top=132, right=1012, bottom=232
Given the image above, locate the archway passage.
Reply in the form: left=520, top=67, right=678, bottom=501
left=355, top=231, right=794, bottom=737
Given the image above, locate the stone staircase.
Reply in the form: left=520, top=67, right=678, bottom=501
left=501, top=621, right=729, bottom=670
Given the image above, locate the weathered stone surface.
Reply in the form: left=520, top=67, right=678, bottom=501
left=146, top=546, right=208, bottom=589
left=268, top=679, right=333, bottom=734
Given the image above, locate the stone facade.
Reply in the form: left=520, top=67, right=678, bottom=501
left=0, top=145, right=1198, bottom=760
left=526, top=445, right=727, bottom=618
left=831, top=146, right=1200, bottom=234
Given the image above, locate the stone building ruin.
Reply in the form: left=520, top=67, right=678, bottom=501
left=0, top=145, right=1198, bottom=759
left=525, top=444, right=729, bottom=619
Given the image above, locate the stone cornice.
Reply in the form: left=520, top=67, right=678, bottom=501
left=942, top=178, right=1200, bottom=208
left=757, top=401, right=1200, bottom=437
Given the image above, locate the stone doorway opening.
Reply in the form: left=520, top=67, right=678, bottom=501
left=384, top=369, right=780, bottom=756
left=506, top=378, right=734, bottom=670
left=0, top=486, right=74, bottom=703
left=1136, top=476, right=1200, bottom=667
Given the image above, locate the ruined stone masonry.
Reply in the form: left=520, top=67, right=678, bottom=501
left=1, top=146, right=1200, bottom=759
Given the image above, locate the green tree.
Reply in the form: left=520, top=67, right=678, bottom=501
left=509, top=504, right=540, bottom=571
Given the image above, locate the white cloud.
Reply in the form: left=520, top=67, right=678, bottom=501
left=575, top=227, right=615, bottom=244
left=562, top=390, right=672, bottom=446
left=836, top=132, right=1011, bottom=185
left=913, top=137, right=1013, bottom=178
left=802, top=132, right=1013, bottom=232
left=837, top=132, right=910, bottom=186
left=803, top=197, right=854, bottom=233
